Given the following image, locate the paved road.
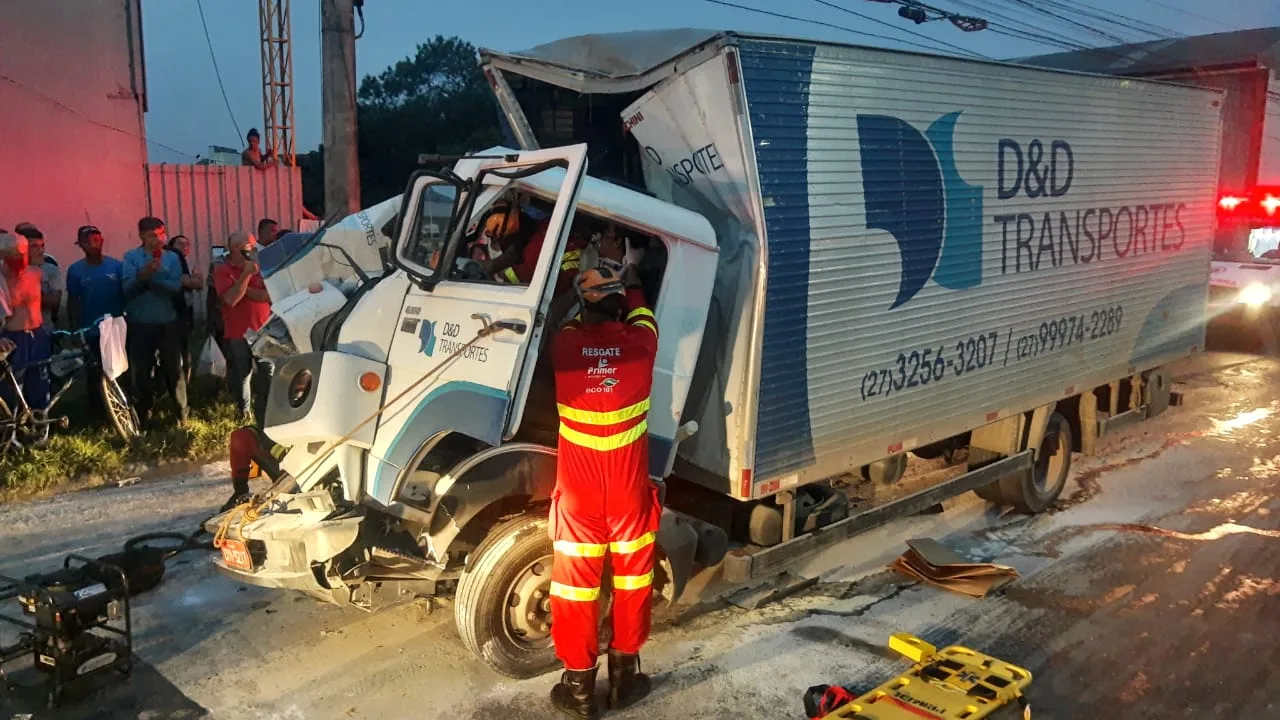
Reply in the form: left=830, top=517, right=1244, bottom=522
left=1, top=351, right=1277, bottom=719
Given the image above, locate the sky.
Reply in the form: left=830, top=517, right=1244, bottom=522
left=141, top=0, right=1280, bottom=164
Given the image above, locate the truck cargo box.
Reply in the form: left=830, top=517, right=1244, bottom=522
left=481, top=31, right=1223, bottom=500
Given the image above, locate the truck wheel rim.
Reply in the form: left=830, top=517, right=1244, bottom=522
left=504, top=554, right=554, bottom=648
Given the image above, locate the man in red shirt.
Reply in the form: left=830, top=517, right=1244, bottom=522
left=213, top=230, right=271, bottom=430
left=547, top=264, right=660, bottom=718
left=0, top=230, right=51, bottom=417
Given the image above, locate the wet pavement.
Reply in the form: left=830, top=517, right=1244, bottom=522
left=1, top=351, right=1278, bottom=719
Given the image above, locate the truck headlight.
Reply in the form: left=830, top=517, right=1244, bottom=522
left=1238, top=283, right=1272, bottom=308
left=287, top=369, right=314, bottom=408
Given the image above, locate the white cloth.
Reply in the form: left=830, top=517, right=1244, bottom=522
left=0, top=272, right=11, bottom=320
left=98, top=315, right=129, bottom=379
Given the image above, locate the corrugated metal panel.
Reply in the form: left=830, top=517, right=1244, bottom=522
left=740, top=39, right=1221, bottom=486
left=738, top=40, right=818, bottom=479
left=1259, top=72, right=1280, bottom=185
left=146, top=164, right=301, bottom=317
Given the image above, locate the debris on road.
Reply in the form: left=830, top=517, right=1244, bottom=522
left=804, top=633, right=1033, bottom=719
left=889, top=538, right=1019, bottom=598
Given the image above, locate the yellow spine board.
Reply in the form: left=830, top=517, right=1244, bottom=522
left=830, top=638, right=1032, bottom=720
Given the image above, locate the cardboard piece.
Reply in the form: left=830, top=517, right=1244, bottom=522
left=889, top=538, right=1019, bottom=598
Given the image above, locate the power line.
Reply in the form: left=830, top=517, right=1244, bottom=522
left=700, top=0, right=987, bottom=57
left=809, top=0, right=992, bottom=58
left=939, top=0, right=1092, bottom=51
left=1137, top=0, right=1236, bottom=31
left=0, top=71, right=198, bottom=160
left=998, top=0, right=1130, bottom=45
left=1044, top=0, right=1178, bottom=41
left=195, top=0, right=243, bottom=144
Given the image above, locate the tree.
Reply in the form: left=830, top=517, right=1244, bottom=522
left=355, top=36, right=504, bottom=205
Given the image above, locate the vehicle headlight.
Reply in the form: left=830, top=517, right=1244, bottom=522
left=1237, top=283, right=1272, bottom=308
left=287, top=369, right=314, bottom=408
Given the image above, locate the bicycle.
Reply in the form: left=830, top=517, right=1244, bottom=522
left=0, top=318, right=140, bottom=450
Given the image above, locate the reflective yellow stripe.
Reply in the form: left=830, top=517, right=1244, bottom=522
left=613, top=571, right=654, bottom=591
left=558, top=420, right=648, bottom=451
left=610, top=531, right=656, bottom=555
left=561, top=259, right=580, bottom=271
left=557, top=398, right=650, bottom=426
left=625, top=306, right=655, bottom=322
left=632, top=319, right=657, bottom=334
left=550, top=581, right=601, bottom=602
left=502, top=267, right=520, bottom=283
left=554, top=540, right=607, bottom=558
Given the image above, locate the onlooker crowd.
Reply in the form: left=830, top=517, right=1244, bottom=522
left=0, top=215, right=281, bottom=434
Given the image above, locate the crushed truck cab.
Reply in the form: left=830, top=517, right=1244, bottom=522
left=206, top=145, right=726, bottom=673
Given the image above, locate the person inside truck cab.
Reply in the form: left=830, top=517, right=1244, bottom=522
left=479, top=200, right=584, bottom=294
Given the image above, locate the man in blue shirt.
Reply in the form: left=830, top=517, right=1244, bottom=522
left=122, top=216, right=188, bottom=424
left=66, top=226, right=125, bottom=329
left=67, top=226, right=127, bottom=421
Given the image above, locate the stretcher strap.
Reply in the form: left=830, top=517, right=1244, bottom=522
left=610, top=531, right=655, bottom=555
left=557, top=397, right=650, bottom=425
left=558, top=419, right=648, bottom=451
left=554, top=540, right=608, bottom=557
left=550, top=581, right=601, bottom=602
left=613, top=571, right=654, bottom=591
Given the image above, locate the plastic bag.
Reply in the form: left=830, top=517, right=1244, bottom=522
left=98, top=316, right=130, bottom=379
left=198, top=337, right=227, bottom=378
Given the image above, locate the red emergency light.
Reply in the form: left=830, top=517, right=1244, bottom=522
left=1219, top=194, right=1247, bottom=211
left=1219, top=187, right=1280, bottom=222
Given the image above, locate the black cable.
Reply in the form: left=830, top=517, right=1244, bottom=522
left=998, top=0, right=1130, bottom=45
left=195, top=0, right=243, bottom=144
left=1138, top=0, right=1236, bottom=31
left=1042, top=0, right=1175, bottom=41
left=0, top=71, right=198, bottom=159
left=809, top=0, right=992, bottom=58
left=701, top=0, right=986, bottom=56
left=940, top=0, right=1092, bottom=51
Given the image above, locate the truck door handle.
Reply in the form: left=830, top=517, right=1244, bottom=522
left=494, top=319, right=528, bottom=335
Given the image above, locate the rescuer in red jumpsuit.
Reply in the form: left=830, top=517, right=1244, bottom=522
left=548, top=264, right=661, bottom=718
left=479, top=202, right=584, bottom=295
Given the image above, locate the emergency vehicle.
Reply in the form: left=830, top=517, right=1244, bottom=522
left=206, top=31, right=1222, bottom=678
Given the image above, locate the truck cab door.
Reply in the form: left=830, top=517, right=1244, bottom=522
left=364, top=145, right=589, bottom=506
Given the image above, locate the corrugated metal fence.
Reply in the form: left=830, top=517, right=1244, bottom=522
left=145, top=163, right=302, bottom=276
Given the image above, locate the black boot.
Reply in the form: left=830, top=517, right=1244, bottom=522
left=607, top=649, right=651, bottom=710
left=220, top=477, right=252, bottom=513
left=550, top=666, right=599, bottom=719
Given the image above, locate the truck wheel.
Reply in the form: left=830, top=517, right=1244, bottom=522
left=455, top=514, right=559, bottom=678
left=980, top=412, right=1073, bottom=513
left=860, top=453, right=907, bottom=484
left=1144, top=368, right=1172, bottom=418
left=454, top=514, right=613, bottom=679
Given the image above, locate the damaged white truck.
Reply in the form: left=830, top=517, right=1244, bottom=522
left=208, top=31, right=1222, bottom=677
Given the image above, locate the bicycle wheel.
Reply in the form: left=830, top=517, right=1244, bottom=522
left=0, top=394, right=16, bottom=451
left=100, top=373, right=140, bottom=441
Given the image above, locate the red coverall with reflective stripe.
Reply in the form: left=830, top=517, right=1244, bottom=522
left=499, top=222, right=585, bottom=296
left=549, top=288, right=660, bottom=670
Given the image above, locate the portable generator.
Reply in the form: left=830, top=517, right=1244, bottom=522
left=0, top=554, right=134, bottom=709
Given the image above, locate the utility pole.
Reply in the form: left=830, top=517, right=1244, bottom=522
left=321, top=0, right=360, bottom=215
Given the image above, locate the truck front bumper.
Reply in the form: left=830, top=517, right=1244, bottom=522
left=204, top=490, right=364, bottom=605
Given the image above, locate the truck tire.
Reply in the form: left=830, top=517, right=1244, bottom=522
left=976, top=412, right=1073, bottom=513
left=455, top=514, right=559, bottom=678
left=1144, top=368, right=1172, bottom=418
left=860, top=453, right=907, bottom=484
left=454, top=513, right=612, bottom=679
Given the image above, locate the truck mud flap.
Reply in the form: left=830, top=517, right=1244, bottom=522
left=723, top=451, right=1033, bottom=585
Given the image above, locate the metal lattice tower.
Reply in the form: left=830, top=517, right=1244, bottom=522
left=259, top=0, right=295, bottom=164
